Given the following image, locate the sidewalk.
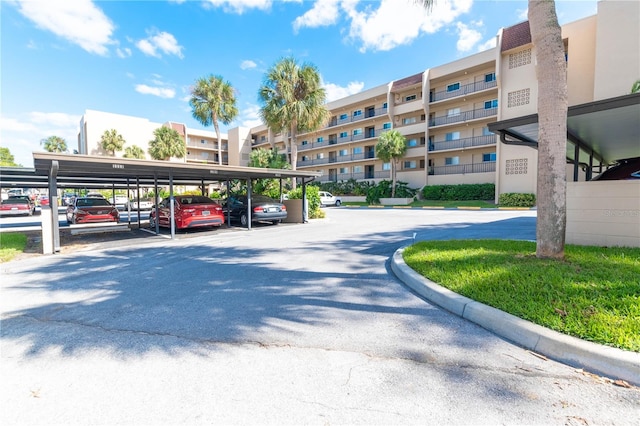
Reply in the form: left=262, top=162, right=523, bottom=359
left=390, top=246, right=640, bottom=387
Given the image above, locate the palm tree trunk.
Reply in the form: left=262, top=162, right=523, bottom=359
left=529, top=0, right=568, bottom=259
left=213, top=121, right=222, bottom=165
left=391, top=160, right=397, bottom=198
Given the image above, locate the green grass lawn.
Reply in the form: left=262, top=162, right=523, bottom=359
left=0, top=233, right=27, bottom=263
left=403, top=240, right=640, bottom=352
left=343, top=200, right=498, bottom=208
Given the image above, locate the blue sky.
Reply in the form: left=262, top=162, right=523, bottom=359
left=1, top=0, right=598, bottom=168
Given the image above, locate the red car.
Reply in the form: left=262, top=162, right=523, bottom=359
left=0, top=198, right=34, bottom=216
left=39, top=195, right=50, bottom=206
left=149, top=195, right=224, bottom=230
left=66, top=197, right=120, bottom=225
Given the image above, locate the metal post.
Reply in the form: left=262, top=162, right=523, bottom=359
left=170, top=172, right=175, bottom=239
left=247, top=178, right=252, bottom=230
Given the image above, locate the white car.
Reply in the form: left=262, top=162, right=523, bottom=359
left=109, top=195, right=129, bottom=210
left=127, top=198, right=154, bottom=211
left=319, top=191, right=342, bottom=207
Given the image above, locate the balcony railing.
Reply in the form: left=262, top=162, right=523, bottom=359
left=429, top=134, right=496, bottom=152
left=328, top=107, right=388, bottom=128
left=429, top=107, right=497, bottom=127
left=298, top=128, right=387, bottom=152
left=298, top=151, right=376, bottom=167
left=317, top=170, right=391, bottom=182
left=428, top=161, right=496, bottom=175
left=431, top=80, right=497, bottom=103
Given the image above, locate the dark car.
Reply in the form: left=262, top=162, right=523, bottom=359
left=591, top=157, right=640, bottom=180
left=66, top=197, right=120, bottom=225
left=149, top=195, right=224, bottom=230
left=8, top=195, right=36, bottom=215
left=0, top=198, right=34, bottom=216
left=62, top=193, right=78, bottom=206
left=224, top=195, right=287, bottom=226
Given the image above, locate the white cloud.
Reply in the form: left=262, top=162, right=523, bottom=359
left=343, top=0, right=473, bottom=52
left=136, top=30, right=184, bottom=59
left=456, top=21, right=482, bottom=52
left=240, top=60, right=257, bottom=70
left=0, top=112, right=80, bottom=167
left=116, top=47, right=132, bottom=58
left=13, top=0, right=115, bottom=56
left=135, top=84, right=176, bottom=99
left=477, top=37, right=496, bottom=52
left=240, top=104, right=263, bottom=128
left=323, top=80, right=364, bottom=102
left=517, top=8, right=528, bottom=21
left=293, top=0, right=340, bottom=32
left=202, top=0, right=272, bottom=14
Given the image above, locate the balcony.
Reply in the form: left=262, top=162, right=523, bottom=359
left=429, top=107, right=497, bottom=127
left=428, top=134, right=496, bottom=152
left=428, top=161, right=496, bottom=175
left=317, top=170, right=390, bottom=183
left=298, top=128, right=387, bottom=151
left=298, top=151, right=376, bottom=167
left=328, top=106, right=388, bottom=128
left=431, top=80, right=497, bottom=103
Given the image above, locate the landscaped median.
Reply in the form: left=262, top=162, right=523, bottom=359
left=392, top=239, right=640, bottom=385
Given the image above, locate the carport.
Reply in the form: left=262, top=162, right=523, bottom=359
left=24, top=152, right=320, bottom=254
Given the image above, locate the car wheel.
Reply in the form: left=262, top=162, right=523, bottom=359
left=240, top=213, right=249, bottom=227
left=149, top=216, right=156, bottom=228
left=335, top=200, right=341, bottom=207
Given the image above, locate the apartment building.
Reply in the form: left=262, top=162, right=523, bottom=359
left=78, top=0, right=638, bottom=200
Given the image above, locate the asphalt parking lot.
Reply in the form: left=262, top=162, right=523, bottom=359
left=1, top=208, right=638, bottom=425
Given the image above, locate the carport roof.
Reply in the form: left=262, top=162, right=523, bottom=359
left=488, top=93, right=640, bottom=164
left=28, top=152, right=321, bottom=187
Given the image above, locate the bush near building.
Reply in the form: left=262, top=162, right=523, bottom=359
left=499, top=193, right=536, bottom=207
left=422, top=183, right=495, bottom=201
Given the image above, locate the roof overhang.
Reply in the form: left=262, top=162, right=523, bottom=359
left=489, top=93, right=640, bottom=164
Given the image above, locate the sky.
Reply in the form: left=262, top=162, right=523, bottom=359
left=1, top=0, right=599, bottom=168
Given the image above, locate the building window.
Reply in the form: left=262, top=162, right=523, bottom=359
left=338, top=149, right=348, bottom=156
left=383, top=102, right=388, bottom=109
left=382, top=162, right=391, bottom=171
left=353, top=128, right=362, bottom=136
left=447, top=108, right=461, bottom=117
left=484, top=99, right=498, bottom=109
left=485, top=73, right=496, bottom=83
left=445, top=156, right=460, bottom=165
left=383, top=122, right=392, bottom=129
left=482, top=127, right=492, bottom=136
left=353, top=166, right=363, bottom=173
left=405, top=94, right=417, bottom=101
left=407, top=138, right=418, bottom=147
left=339, top=167, right=349, bottom=174
left=353, top=109, right=362, bottom=117
left=316, top=153, right=324, bottom=160
left=404, top=161, right=417, bottom=169
left=402, top=117, right=417, bottom=125
left=201, top=139, right=206, bottom=144
left=317, top=136, right=324, bottom=143
left=445, top=132, right=460, bottom=141
left=353, top=147, right=363, bottom=154
left=260, top=135, right=266, bottom=142
left=446, top=82, right=460, bottom=92
left=339, top=113, right=348, bottom=120
left=301, top=140, right=308, bottom=146
left=507, top=88, right=531, bottom=107
left=483, top=152, right=496, bottom=162
left=339, top=131, right=348, bottom=138
left=302, top=155, right=309, bottom=162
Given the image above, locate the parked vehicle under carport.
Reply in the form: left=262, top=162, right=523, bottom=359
left=223, top=195, right=287, bottom=227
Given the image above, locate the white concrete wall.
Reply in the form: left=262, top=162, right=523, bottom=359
left=566, top=181, right=640, bottom=247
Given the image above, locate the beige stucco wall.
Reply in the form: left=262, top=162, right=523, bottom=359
left=427, top=172, right=495, bottom=186
left=566, top=181, right=640, bottom=247
left=563, top=15, right=597, bottom=105
left=593, top=0, right=640, bottom=100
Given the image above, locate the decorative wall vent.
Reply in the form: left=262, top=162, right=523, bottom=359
left=508, top=48, right=532, bottom=69
left=505, top=158, right=528, bottom=175
left=508, top=88, right=531, bottom=107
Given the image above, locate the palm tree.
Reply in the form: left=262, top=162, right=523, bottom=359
left=100, top=129, right=126, bottom=156
left=632, top=80, right=640, bottom=94
left=123, top=145, right=146, bottom=159
left=416, top=0, right=568, bottom=259
left=148, top=126, right=186, bottom=161
left=258, top=57, right=330, bottom=188
left=190, top=75, right=238, bottom=165
left=375, top=130, right=408, bottom=198
left=40, top=135, right=68, bottom=153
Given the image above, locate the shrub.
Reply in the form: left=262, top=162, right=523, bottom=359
left=310, top=179, right=374, bottom=196
left=498, top=192, right=536, bottom=207
left=288, top=185, right=323, bottom=218
left=366, top=180, right=417, bottom=204
left=422, top=183, right=495, bottom=201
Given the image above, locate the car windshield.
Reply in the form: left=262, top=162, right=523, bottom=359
left=177, top=196, right=216, bottom=205
left=2, top=199, right=28, bottom=205
left=76, top=198, right=111, bottom=207
left=250, top=195, right=277, bottom=203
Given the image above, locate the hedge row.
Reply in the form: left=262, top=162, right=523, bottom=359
left=422, top=183, right=495, bottom=201
left=498, top=193, right=536, bottom=207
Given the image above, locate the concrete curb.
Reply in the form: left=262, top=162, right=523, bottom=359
left=391, top=246, right=640, bottom=386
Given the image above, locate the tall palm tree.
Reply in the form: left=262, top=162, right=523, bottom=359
left=375, top=130, right=408, bottom=198
left=258, top=57, right=330, bottom=188
left=123, top=145, right=146, bottom=159
left=100, top=129, right=126, bottom=156
left=416, top=0, right=567, bottom=259
left=40, top=135, right=68, bottom=153
left=190, top=75, right=238, bottom=165
left=148, top=126, right=186, bottom=161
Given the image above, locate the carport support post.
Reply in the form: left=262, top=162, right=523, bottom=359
left=246, top=178, right=252, bottom=230
left=170, top=173, right=175, bottom=239
left=301, top=179, right=308, bottom=223
left=42, top=160, right=60, bottom=254
left=153, top=174, right=160, bottom=235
